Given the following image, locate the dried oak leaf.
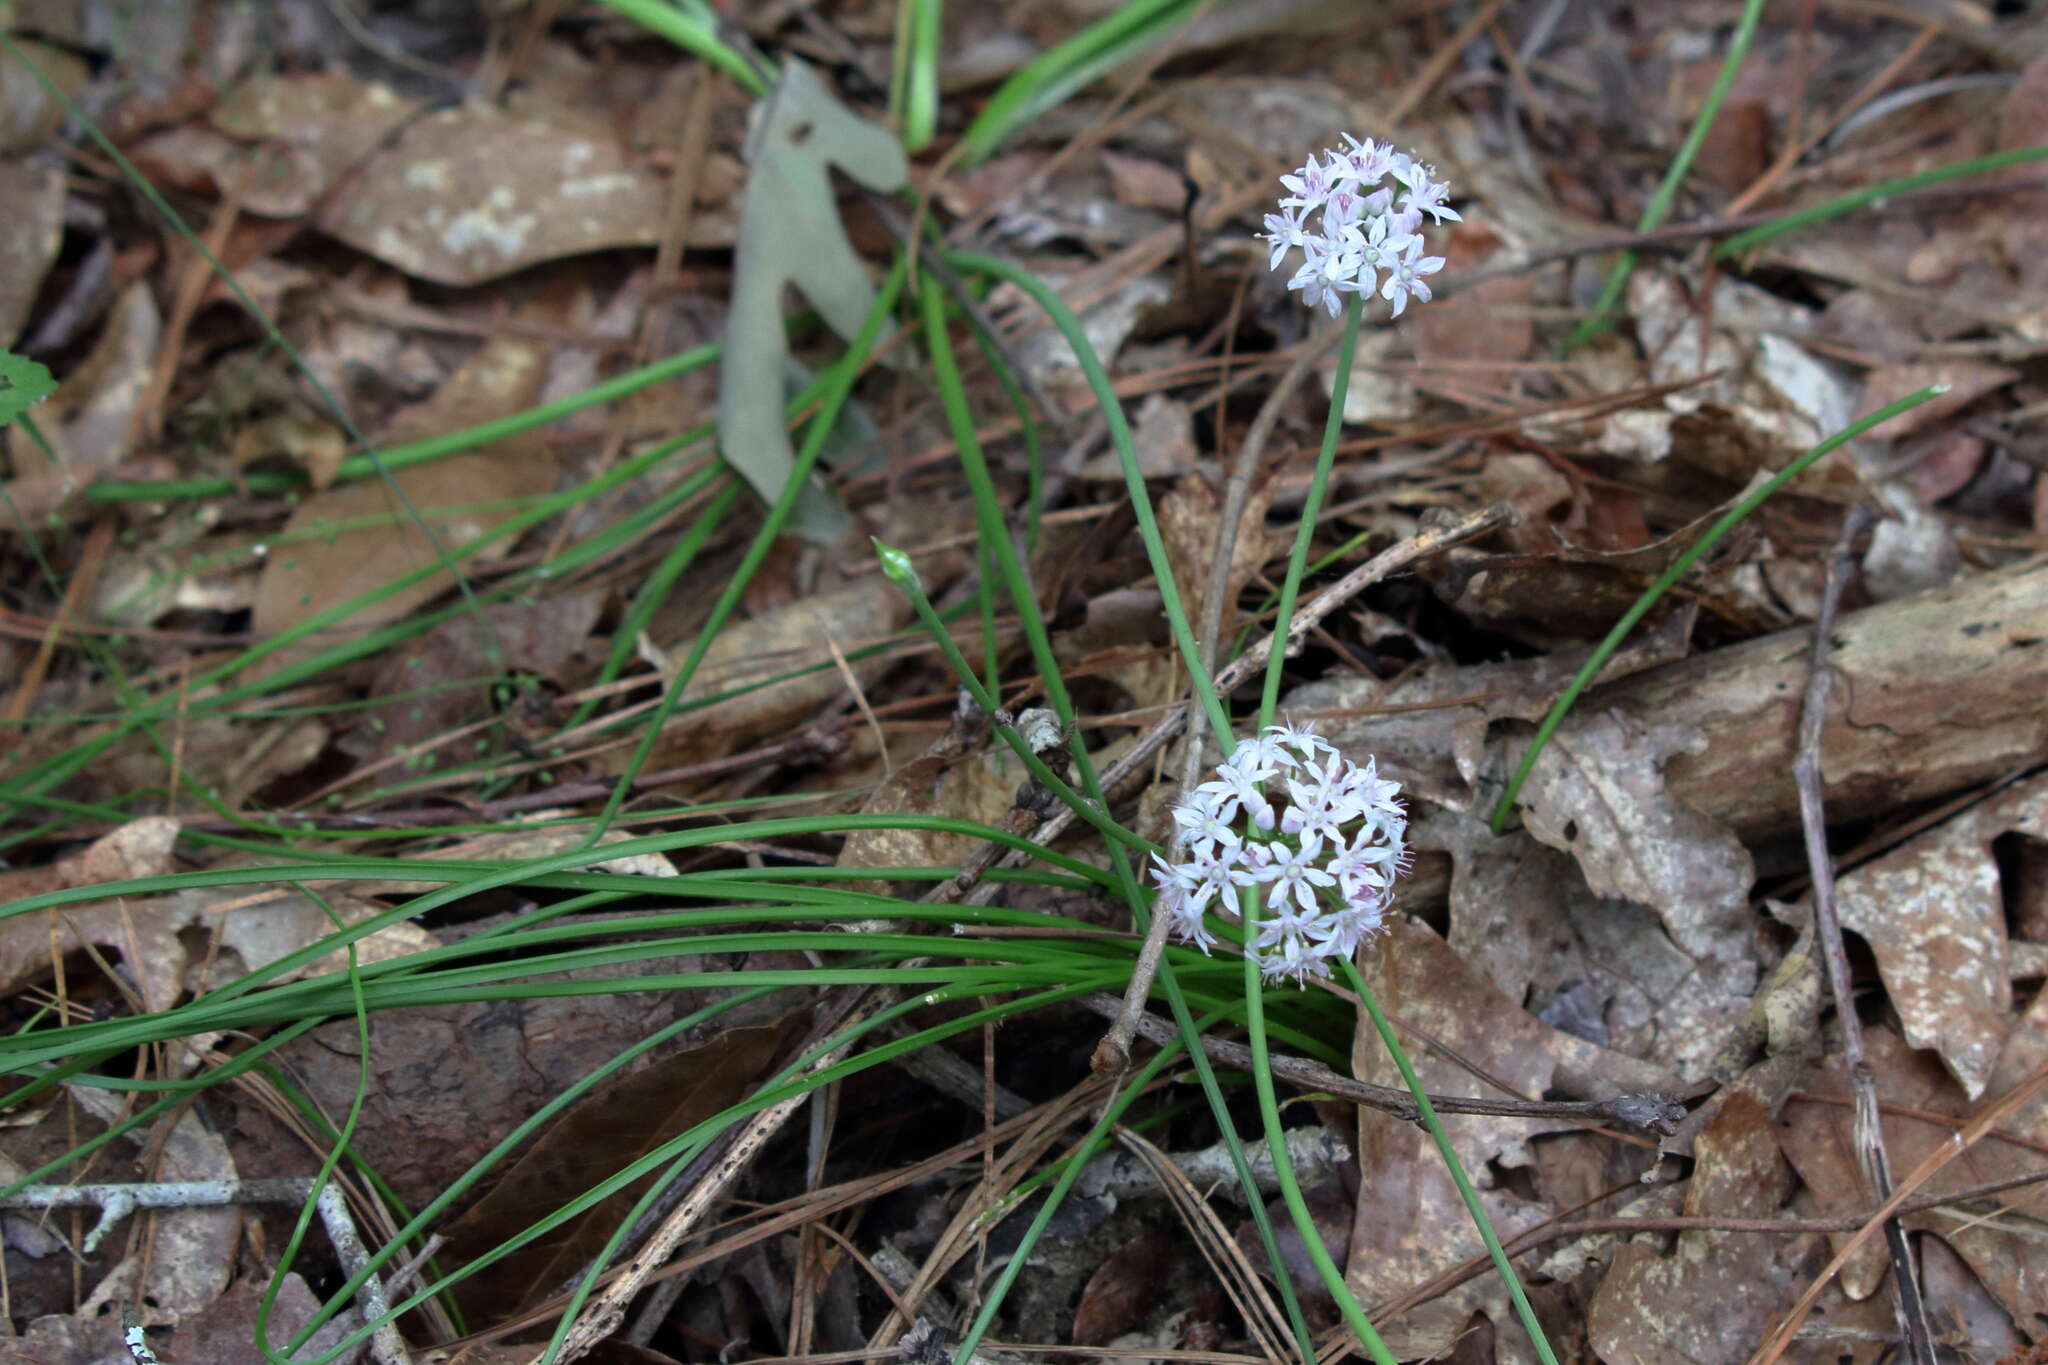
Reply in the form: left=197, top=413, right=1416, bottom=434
left=1587, top=1094, right=1804, bottom=1364
left=209, top=70, right=426, bottom=216
left=250, top=335, right=558, bottom=677
left=1411, top=805, right=1752, bottom=1078
left=162, top=1273, right=365, bottom=1365
left=1159, top=467, right=1279, bottom=648
left=628, top=578, right=910, bottom=771
left=440, top=1014, right=801, bottom=1325
left=1073, top=1224, right=1177, bottom=1345
left=318, top=105, right=667, bottom=286
left=0, top=818, right=183, bottom=1012
left=1348, top=920, right=1678, bottom=1357
left=1515, top=707, right=1758, bottom=1000
left=0, top=158, right=64, bottom=346
left=1778, top=1018, right=2048, bottom=1327
left=837, top=746, right=1021, bottom=898
left=1285, top=602, right=1695, bottom=817
left=1831, top=770, right=2048, bottom=1098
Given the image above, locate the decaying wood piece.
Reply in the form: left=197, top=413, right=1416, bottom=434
left=1579, top=556, right=2047, bottom=839
left=1301, top=557, right=2047, bottom=843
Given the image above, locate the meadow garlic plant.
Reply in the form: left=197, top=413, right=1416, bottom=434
left=1260, top=134, right=1458, bottom=317
left=1152, top=723, right=1409, bottom=983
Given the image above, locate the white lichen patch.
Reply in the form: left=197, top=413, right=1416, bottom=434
left=439, top=185, right=537, bottom=261
left=562, top=172, right=638, bottom=200
left=403, top=159, right=449, bottom=191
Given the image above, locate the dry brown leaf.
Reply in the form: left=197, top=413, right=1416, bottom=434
left=264, top=950, right=759, bottom=1209
left=1411, top=806, right=1752, bottom=1077
left=837, top=746, right=1021, bottom=895
left=626, top=578, right=910, bottom=771
left=1515, top=707, right=1758, bottom=999
left=1073, top=1224, right=1177, bottom=1345
left=68, top=1086, right=238, bottom=1324
left=1852, top=360, right=2019, bottom=443
left=202, top=886, right=440, bottom=985
left=440, top=1014, right=802, bottom=1325
left=348, top=823, right=679, bottom=893
left=1831, top=771, right=2048, bottom=1098
left=230, top=409, right=350, bottom=490
left=1348, top=921, right=1679, bottom=1355
left=0, top=1311, right=132, bottom=1365
left=1323, top=324, right=1420, bottom=427
left=1917, top=1235, right=2026, bottom=1360
left=0, top=158, right=65, bottom=346
left=251, top=335, right=558, bottom=674
left=1413, top=222, right=1534, bottom=393
left=4, top=281, right=159, bottom=479
left=358, top=590, right=602, bottom=758
left=1285, top=602, right=1696, bottom=816
left=209, top=70, right=427, bottom=216
left=157, top=1273, right=366, bottom=1365
left=0, top=818, right=183, bottom=1012
left=0, top=39, right=87, bottom=154
left=1447, top=460, right=1772, bottom=644
left=1601, top=273, right=1861, bottom=500
left=1586, top=1094, right=1803, bottom=1364
left=318, top=106, right=668, bottom=286
left=0, top=829, right=437, bottom=1020
left=1777, top=1021, right=2048, bottom=1328
left=1159, top=468, right=1279, bottom=650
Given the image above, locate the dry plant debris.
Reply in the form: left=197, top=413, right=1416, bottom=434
left=1, top=3, right=2047, bottom=1364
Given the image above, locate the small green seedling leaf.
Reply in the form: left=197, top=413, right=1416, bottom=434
left=0, top=348, right=57, bottom=426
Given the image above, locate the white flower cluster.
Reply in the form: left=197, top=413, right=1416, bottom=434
left=1151, top=722, right=1410, bottom=985
left=1260, top=134, right=1458, bottom=319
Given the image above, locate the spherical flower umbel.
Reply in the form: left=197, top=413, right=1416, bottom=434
left=1259, top=134, right=1456, bottom=318
left=1151, top=723, right=1408, bottom=985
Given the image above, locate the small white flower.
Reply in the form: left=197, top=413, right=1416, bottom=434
left=1402, top=174, right=1461, bottom=225
left=1345, top=211, right=1410, bottom=293
left=1287, top=234, right=1364, bottom=318
left=1170, top=894, right=1220, bottom=953
left=1327, top=826, right=1395, bottom=902
left=1267, top=719, right=1336, bottom=762
left=1229, top=729, right=1298, bottom=780
left=1184, top=844, right=1259, bottom=918
left=1334, top=133, right=1395, bottom=186
left=1259, top=207, right=1311, bottom=272
left=1197, top=761, right=1275, bottom=831
left=1380, top=237, right=1445, bottom=318
left=1248, top=835, right=1336, bottom=915
left=1278, top=153, right=1335, bottom=210
left=1151, top=850, right=1198, bottom=896
left=1171, top=790, right=1240, bottom=856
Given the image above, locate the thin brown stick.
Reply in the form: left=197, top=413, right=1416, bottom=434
left=1792, top=504, right=1933, bottom=1364
left=1086, top=995, right=1684, bottom=1134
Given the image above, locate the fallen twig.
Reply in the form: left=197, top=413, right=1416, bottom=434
left=1789, top=503, right=1933, bottom=1364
